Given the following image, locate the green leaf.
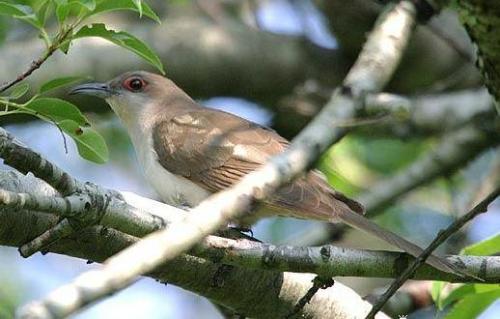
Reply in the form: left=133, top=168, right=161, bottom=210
left=441, top=284, right=475, bottom=309
left=8, top=83, right=30, bottom=99
left=76, top=0, right=96, bottom=11
left=55, top=1, right=70, bottom=24
left=132, top=0, right=142, bottom=17
left=0, top=16, right=7, bottom=45
left=73, top=24, right=164, bottom=74
left=25, top=98, right=88, bottom=125
left=39, top=76, right=88, bottom=94
left=461, top=233, right=500, bottom=256
left=441, top=284, right=500, bottom=309
left=0, top=2, right=31, bottom=16
left=431, top=281, right=446, bottom=309
left=90, top=0, right=160, bottom=23
left=58, top=119, right=109, bottom=163
left=34, top=0, right=52, bottom=25
left=59, top=37, right=72, bottom=54
left=0, top=2, right=42, bottom=29
left=444, top=289, right=500, bottom=319
left=55, top=0, right=95, bottom=24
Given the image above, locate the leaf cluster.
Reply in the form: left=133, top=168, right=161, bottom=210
left=0, top=0, right=164, bottom=163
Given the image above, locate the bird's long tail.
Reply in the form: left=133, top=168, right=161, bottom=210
left=336, top=208, right=471, bottom=277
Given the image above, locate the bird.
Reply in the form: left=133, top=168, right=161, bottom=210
left=71, top=70, right=464, bottom=276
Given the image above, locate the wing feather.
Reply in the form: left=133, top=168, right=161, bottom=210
left=153, top=108, right=363, bottom=222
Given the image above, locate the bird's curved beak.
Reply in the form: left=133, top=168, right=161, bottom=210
left=70, top=82, right=112, bottom=99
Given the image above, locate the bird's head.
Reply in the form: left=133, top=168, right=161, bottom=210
left=71, top=71, right=191, bottom=127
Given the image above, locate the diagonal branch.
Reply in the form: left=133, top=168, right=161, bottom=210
left=17, top=2, right=418, bottom=318
left=0, top=27, right=74, bottom=93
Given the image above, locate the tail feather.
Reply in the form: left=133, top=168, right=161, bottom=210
left=337, top=208, right=471, bottom=277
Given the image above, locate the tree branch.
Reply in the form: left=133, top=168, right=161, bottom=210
left=194, top=236, right=499, bottom=283
left=363, top=89, right=495, bottom=136
left=0, top=128, right=79, bottom=195
left=0, top=170, right=389, bottom=319
left=2, top=169, right=497, bottom=285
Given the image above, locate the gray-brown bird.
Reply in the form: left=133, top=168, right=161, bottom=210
left=71, top=70, right=462, bottom=275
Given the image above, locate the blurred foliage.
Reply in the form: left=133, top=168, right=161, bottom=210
left=461, top=233, right=500, bottom=256
left=0, top=16, right=7, bottom=44
left=0, top=0, right=163, bottom=163
left=0, top=276, right=22, bottom=319
left=350, top=135, right=428, bottom=175
left=318, top=134, right=431, bottom=199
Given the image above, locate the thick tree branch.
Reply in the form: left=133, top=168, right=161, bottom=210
left=0, top=171, right=386, bottom=318
left=0, top=127, right=165, bottom=256
left=0, top=172, right=387, bottom=319
left=194, top=236, right=499, bottom=283
left=2, top=169, right=497, bottom=284
left=1, top=169, right=496, bottom=319
left=16, top=2, right=419, bottom=317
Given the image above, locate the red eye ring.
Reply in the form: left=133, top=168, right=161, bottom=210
left=123, top=77, right=146, bottom=92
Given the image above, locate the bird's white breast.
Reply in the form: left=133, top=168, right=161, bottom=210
left=134, top=133, right=211, bottom=207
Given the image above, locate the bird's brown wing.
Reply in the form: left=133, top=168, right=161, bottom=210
left=153, top=109, right=287, bottom=191
left=152, top=108, right=468, bottom=276
left=152, top=108, right=362, bottom=220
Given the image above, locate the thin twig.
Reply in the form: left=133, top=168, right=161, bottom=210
left=19, top=219, right=74, bottom=257
left=285, top=276, right=335, bottom=318
left=0, top=27, right=73, bottom=93
left=365, top=186, right=500, bottom=319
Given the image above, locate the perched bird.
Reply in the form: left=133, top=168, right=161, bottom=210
left=71, top=70, right=462, bottom=275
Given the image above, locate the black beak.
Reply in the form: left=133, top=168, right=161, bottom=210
left=70, top=82, right=112, bottom=98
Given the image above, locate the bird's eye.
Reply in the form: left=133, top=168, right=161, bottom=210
left=123, top=77, right=146, bottom=92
